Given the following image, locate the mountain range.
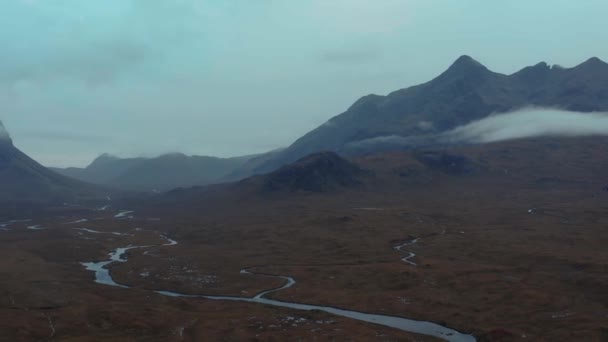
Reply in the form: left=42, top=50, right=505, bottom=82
left=52, top=152, right=255, bottom=191
left=4, top=55, right=608, bottom=195
left=239, top=55, right=608, bottom=175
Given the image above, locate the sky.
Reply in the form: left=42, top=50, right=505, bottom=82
left=1, top=0, right=607, bottom=167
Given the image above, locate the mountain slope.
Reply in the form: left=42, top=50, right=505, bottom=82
left=142, top=135, right=608, bottom=220
left=245, top=56, right=608, bottom=175
left=261, top=152, right=368, bottom=193
left=0, top=121, right=102, bottom=203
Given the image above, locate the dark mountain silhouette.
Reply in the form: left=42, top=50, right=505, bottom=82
left=52, top=152, right=255, bottom=191
left=142, top=136, right=608, bottom=220
left=240, top=56, right=608, bottom=176
left=56, top=153, right=146, bottom=185
left=261, top=152, right=368, bottom=193
left=0, top=121, right=102, bottom=203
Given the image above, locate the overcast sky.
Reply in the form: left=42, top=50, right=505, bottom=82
left=1, top=0, right=607, bottom=167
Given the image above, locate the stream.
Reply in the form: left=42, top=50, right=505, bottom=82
left=81, top=234, right=475, bottom=341
left=394, top=238, right=420, bottom=266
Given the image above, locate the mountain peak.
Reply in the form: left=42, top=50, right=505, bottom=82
left=585, top=56, right=606, bottom=64
left=96, top=153, right=119, bottom=161
left=449, top=55, right=487, bottom=71
left=511, top=61, right=551, bottom=81
left=577, top=57, right=608, bottom=69
left=262, top=152, right=367, bottom=192
left=434, top=55, right=491, bottom=83
left=0, top=120, right=13, bottom=145
left=88, top=153, right=120, bottom=168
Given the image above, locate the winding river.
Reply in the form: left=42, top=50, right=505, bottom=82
left=81, top=234, right=475, bottom=341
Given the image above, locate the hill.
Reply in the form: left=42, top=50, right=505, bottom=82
left=261, top=152, right=368, bottom=192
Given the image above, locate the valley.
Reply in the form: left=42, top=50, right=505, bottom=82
left=1, top=137, right=607, bottom=341
left=3, top=2, right=608, bottom=340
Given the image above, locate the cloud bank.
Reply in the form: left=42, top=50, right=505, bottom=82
left=0, top=0, right=210, bottom=85
left=442, top=109, right=608, bottom=143
left=342, top=108, right=608, bottom=155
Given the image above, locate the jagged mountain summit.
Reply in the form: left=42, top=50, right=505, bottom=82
left=0, top=121, right=102, bottom=203
left=241, top=56, right=608, bottom=176
left=0, top=121, right=11, bottom=144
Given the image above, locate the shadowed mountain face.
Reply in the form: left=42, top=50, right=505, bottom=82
left=53, top=153, right=254, bottom=191
left=0, top=121, right=101, bottom=204
left=261, top=152, right=367, bottom=193
left=243, top=56, right=608, bottom=175
left=143, top=135, right=608, bottom=218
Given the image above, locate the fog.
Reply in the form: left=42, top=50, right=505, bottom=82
left=442, top=109, right=608, bottom=143
left=340, top=108, right=608, bottom=155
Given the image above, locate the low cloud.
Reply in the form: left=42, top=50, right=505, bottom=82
left=417, top=121, right=435, bottom=131
left=441, top=108, right=608, bottom=143
left=342, top=108, right=608, bottom=154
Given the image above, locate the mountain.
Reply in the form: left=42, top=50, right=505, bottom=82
left=56, top=154, right=146, bottom=185
left=261, top=151, right=368, bottom=193
left=0, top=121, right=103, bottom=204
left=141, top=135, right=608, bottom=220
left=241, top=56, right=608, bottom=176
left=52, top=152, right=256, bottom=191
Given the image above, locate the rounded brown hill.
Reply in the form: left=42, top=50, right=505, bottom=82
left=262, top=151, right=368, bottom=192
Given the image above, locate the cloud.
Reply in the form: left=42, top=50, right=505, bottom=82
left=320, top=46, right=383, bottom=64
left=2, top=41, right=149, bottom=86
left=0, top=0, right=208, bottom=85
left=343, top=108, right=608, bottom=154
left=441, top=108, right=608, bottom=143
left=24, top=130, right=109, bottom=143
left=308, top=0, right=413, bottom=34
left=417, top=121, right=435, bottom=131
